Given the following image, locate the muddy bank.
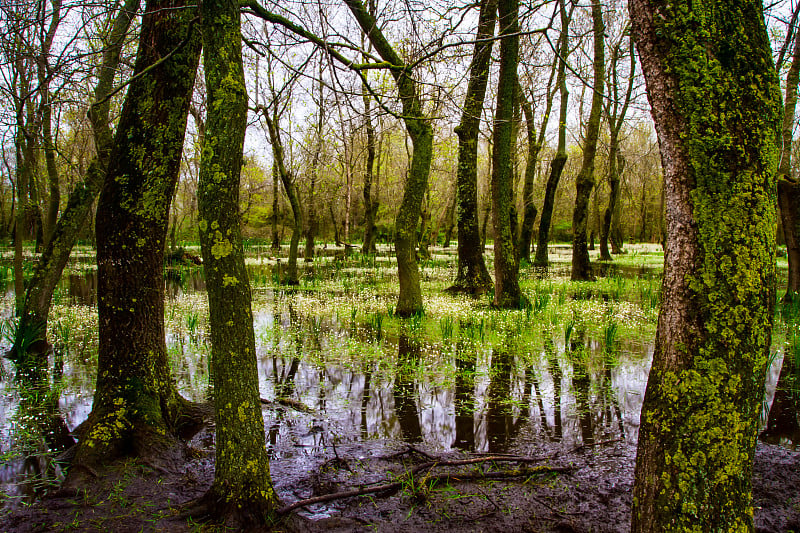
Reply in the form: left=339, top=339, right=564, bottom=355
left=2, top=435, right=797, bottom=532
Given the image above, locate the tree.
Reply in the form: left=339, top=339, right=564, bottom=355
left=629, top=0, right=781, bottom=529
left=491, top=0, right=524, bottom=308
left=343, top=0, right=433, bottom=316
left=446, top=0, right=496, bottom=296
left=599, top=26, right=635, bottom=261
left=65, top=0, right=204, bottom=480
left=570, top=0, right=604, bottom=281
left=10, top=0, right=139, bottom=385
left=534, top=0, right=572, bottom=267
left=777, top=16, right=800, bottom=302
left=195, top=0, right=279, bottom=522
left=264, top=105, right=303, bottom=285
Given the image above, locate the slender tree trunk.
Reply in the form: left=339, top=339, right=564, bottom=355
left=12, top=0, right=138, bottom=367
left=778, top=25, right=800, bottom=301
left=271, top=163, right=281, bottom=251
left=447, top=0, right=496, bottom=295
left=601, top=34, right=635, bottom=261
left=305, top=72, right=324, bottom=262
left=265, top=113, right=302, bottom=285
left=534, top=0, right=570, bottom=267
left=345, top=0, right=433, bottom=317
left=571, top=0, right=604, bottom=281
left=492, top=0, right=524, bottom=309
left=361, top=92, right=378, bottom=254
left=196, top=0, right=279, bottom=520
left=66, top=0, right=203, bottom=479
left=441, top=186, right=457, bottom=248
left=630, top=0, right=781, bottom=529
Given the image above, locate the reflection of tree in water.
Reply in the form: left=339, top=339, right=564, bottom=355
left=761, top=352, right=800, bottom=448
left=568, top=327, right=594, bottom=445
left=393, top=334, right=422, bottom=442
left=478, top=349, right=525, bottom=453
left=453, top=340, right=476, bottom=450
left=567, top=326, right=625, bottom=445
left=546, top=337, right=563, bottom=440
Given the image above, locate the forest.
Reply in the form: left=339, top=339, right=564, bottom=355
left=0, top=0, right=798, bottom=531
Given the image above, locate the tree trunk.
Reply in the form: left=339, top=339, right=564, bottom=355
left=778, top=24, right=800, bottom=301
left=265, top=113, right=302, bottom=285
left=305, top=74, right=324, bottom=263
left=271, top=162, right=281, bottom=251
left=629, top=0, right=781, bottom=529
left=441, top=185, right=457, bottom=248
left=345, top=0, right=433, bottom=317
left=66, top=0, right=203, bottom=478
left=601, top=34, right=635, bottom=261
left=534, top=0, right=570, bottom=267
left=570, top=0, right=604, bottom=282
left=197, top=0, right=279, bottom=520
left=491, top=0, right=524, bottom=309
left=361, top=64, right=378, bottom=254
left=446, top=0, right=496, bottom=296
left=12, top=0, right=138, bottom=372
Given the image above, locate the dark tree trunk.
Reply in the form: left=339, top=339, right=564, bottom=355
left=630, top=0, right=781, bottom=529
left=778, top=24, right=800, bottom=301
left=570, top=0, right=604, bottom=282
left=534, top=0, right=571, bottom=267
left=271, top=163, right=281, bottom=251
left=196, top=0, right=279, bottom=520
left=446, top=0, right=496, bottom=296
left=491, top=0, right=524, bottom=309
left=361, top=75, right=378, bottom=255
left=600, top=35, right=635, bottom=261
left=345, top=0, right=433, bottom=317
left=66, top=0, right=203, bottom=479
left=518, top=69, right=556, bottom=263
left=265, top=113, right=302, bottom=285
left=12, top=0, right=138, bottom=374
left=441, top=185, right=457, bottom=248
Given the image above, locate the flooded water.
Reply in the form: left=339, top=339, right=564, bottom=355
left=0, top=246, right=792, bottom=509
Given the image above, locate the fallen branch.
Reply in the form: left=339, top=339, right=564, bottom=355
left=277, top=462, right=573, bottom=515
left=259, top=397, right=315, bottom=414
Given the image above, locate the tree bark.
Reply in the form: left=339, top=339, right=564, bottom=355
left=271, top=162, right=281, bottom=251
left=600, top=34, right=635, bottom=261
left=344, top=0, right=433, bottom=317
left=446, top=0, right=496, bottom=296
left=67, top=0, right=203, bottom=477
left=197, top=0, right=279, bottom=520
left=534, top=0, right=570, bottom=267
left=265, top=113, right=302, bottom=285
left=12, top=0, right=138, bottom=375
left=492, top=0, right=524, bottom=309
left=570, top=0, right=604, bottom=281
left=629, top=0, right=781, bottom=529
left=778, top=25, right=800, bottom=301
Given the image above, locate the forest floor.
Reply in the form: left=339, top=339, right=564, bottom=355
left=2, top=425, right=798, bottom=532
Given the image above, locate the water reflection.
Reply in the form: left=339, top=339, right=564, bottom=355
left=2, top=261, right=789, bottom=511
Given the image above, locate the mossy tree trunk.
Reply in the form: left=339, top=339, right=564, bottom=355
left=344, top=0, right=433, bottom=317
left=265, top=111, right=302, bottom=285
left=66, top=0, right=203, bottom=479
left=491, top=0, right=524, bottom=309
left=447, top=0, right=496, bottom=296
left=629, top=0, right=781, bottom=529
left=778, top=24, right=800, bottom=302
left=570, top=0, right=604, bottom=282
left=534, top=0, right=571, bottom=267
left=196, top=0, right=279, bottom=522
left=600, top=33, right=635, bottom=262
